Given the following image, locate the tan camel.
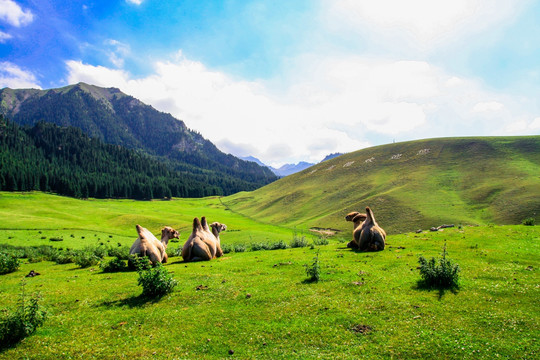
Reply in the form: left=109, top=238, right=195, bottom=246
left=358, top=207, right=386, bottom=251
left=129, top=225, right=179, bottom=265
left=181, top=217, right=226, bottom=262
left=345, top=211, right=367, bottom=249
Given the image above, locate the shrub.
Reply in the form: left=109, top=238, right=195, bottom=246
left=250, top=243, right=264, bottom=251
left=290, top=235, right=308, bottom=248
left=100, top=257, right=128, bottom=273
left=107, top=246, right=130, bottom=260
left=49, top=237, right=63, bottom=242
left=129, top=255, right=152, bottom=271
left=137, top=263, right=177, bottom=297
left=53, top=252, right=75, bottom=264
left=74, top=250, right=100, bottom=268
left=418, top=243, right=460, bottom=289
left=269, top=240, right=288, bottom=250
left=522, top=217, right=535, bottom=226
left=313, top=237, right=329, bottom=246
left=0, top=282, right=47, bottom=348
left=0, top=253, right=20, bottom=275
left=234, top=244, right=246, bottom=253
left=304, top=251, right=321, bottom=282
left=221, top=243, right=234, bottom=254
left=166, top=246, right=177, bottom=259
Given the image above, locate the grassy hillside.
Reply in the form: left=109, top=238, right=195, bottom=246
left=0, top=192, right=305, bottom=249
left=224, top=136, right=540, bottom=234
left=0, top=225, right=538, bottom=359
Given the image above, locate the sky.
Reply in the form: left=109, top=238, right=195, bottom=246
left=0, top=0, right=539, bottom=167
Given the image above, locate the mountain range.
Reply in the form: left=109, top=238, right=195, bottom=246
left=0, top=83, right=277, bottom=196
left=242, top=152, right=343, bottom=177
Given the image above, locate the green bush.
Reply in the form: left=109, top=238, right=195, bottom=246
left=304, top=251, right=321, bottom=282
left=129, top=255, right=152, bottom=271
left=234, top=244, right=246, bottom=253
left=290, top=235, right=308, bottom=248
left=0, top=252, right=20, bottom=275
left=99, top=257, right=128, bottom=272
left=166, top=246, right=177, bottom=259
left=313, top=237, right=329, bottom=246
left=74, top=251, right=100, bottom=268
left=221, top=243, right=234, bottom=254
left=107, top=246, right=130, bottom=260
left=418, top=244, right=460, bottom=289
left=0, top=282, right=47, bottom=348
left=522, top=217, right=535, bottom=226
left=137, top=263, right=177, bottom=297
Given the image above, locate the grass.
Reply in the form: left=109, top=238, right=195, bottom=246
left=0, top=225, right=538, bottom=359
left=224, top=136, right=540, bottom=234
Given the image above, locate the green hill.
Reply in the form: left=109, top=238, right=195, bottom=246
left=223, top=136, right=540, bottom=234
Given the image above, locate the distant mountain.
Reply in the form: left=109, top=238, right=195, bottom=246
left=0, top=83, right=277, bottom=196
left=240, top=156, right=267, bottom=168
left=321, top=153, right=343, bottom=162
left=271, top=161, right=315, bottom=177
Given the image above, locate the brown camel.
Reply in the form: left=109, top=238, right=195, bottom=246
left=129, top=225, right=179, bottom=265
left=358, top=207, right=386, bottom=251
left=181, top=217, right=226, bottom=262
left=345, top=211, right=367, bottom=249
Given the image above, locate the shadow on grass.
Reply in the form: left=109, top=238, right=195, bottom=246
left=414, top=280, right=460, bottom=300
left=100, top=293, right=166, bottom=308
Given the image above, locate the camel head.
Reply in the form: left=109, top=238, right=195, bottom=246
left=345, top=212, right=360, bottom=221
left=210, top=222, right=227, bottom=237
left=161, top=226, right=179, bottom=246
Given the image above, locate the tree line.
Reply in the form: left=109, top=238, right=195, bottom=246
left=0, top=117, right=264, bottom=199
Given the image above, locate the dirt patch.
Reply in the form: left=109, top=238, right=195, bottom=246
left=309, top=227, right=341, bottom=236
left=351, top=324, right=372, bottom=334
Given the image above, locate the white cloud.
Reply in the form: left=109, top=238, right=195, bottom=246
left=324, top=0, right=525, bottom=50
left=0, top=0, right=34, bottom=27
left=0, top=30, right=12, bottom=42
left=473, top=101, right=504, bottom=113
left=126, top=0, right=143, bottom=5
left=529, top=117, right=540, bottom=130
left=0, top=61, right=41, bottom=89
left=65, top=51, right=537, bottom=166
left=104, top=39, right=131, bottom=68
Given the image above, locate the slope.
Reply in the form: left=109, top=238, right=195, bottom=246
left=223, top=136, right=540, bottom=234
left=0, top=83, right=276, bottom=195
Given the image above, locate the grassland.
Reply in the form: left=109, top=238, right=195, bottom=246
left=0, top=224, right=538, bottom=359
left=0, top=191, right=539, bottom=359
left=224, top=136, right=540, bottom=234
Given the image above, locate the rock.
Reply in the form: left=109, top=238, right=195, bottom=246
left=228, top=349, right=234, bottom=355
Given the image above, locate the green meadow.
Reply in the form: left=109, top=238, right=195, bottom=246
left=0, top=191, right=539, bottom=359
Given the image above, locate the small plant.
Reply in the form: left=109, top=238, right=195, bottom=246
left=166, top=246, right=177, bottom=259
left=0, top=281, right=47, bottom=348
left=107, top=246, right=130, bottom=260
left=99, top=257, right=128, bottom=272
left=417, top=243, right=460, bottom=289
left=137, top=263, right=177, bottom=297
left=221, top=243, right=234, bottom=254
left=522, top=217, right=535, bottom=226
left=290, top=235, right=308, bottom=248
left=0, top=252, right=20, bottom=275
left=129, top=255, right=152, bottom=271
left=313, top=236, right=329, bottom=246
left=74, top=248, right=103, bottom=268
left=234, top=244, right=246, bottom=252
left=304, top=251, right=321, bottom=282
left=49, top=237, right=63, bottom=242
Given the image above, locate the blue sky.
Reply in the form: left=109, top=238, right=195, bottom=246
left=1, top=0, right=539, bottom=166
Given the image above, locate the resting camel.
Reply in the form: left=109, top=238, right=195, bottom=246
left=129, top=225, right=179, bottom=266
left=181, top=217, right=226, bottom=262
left=357, top=207, right=386, bottom=251
left=345, top=211, right=367, bottom=249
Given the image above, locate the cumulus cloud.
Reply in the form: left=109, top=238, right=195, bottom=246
left=65, top=50, right=536, bottom=166
left=0, top=0, right=34, bottom=27
left=104, top=39, right=131, bottom=68
left=0, top=61, right=41, bottom=89
left=324, top=0, right=524, bottom=50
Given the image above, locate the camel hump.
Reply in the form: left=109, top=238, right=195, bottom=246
left=193, top=217, right=201, bottom=231
left=365, top=207, right=377, bottom=224
left=136, top=224, right=144, bottom=235
left=201, top=216, right=207, bottom=227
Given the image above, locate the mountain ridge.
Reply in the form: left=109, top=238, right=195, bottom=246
left=0, top=83, right=277, bottom=195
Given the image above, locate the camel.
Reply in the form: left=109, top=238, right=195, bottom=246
left=357, top=207, right=386, bottom=251
left=129, top=225, right=179, bottom=266
left=181, top=217, right=226, bottom=262
left=345, top=211, right=367, bottom=249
